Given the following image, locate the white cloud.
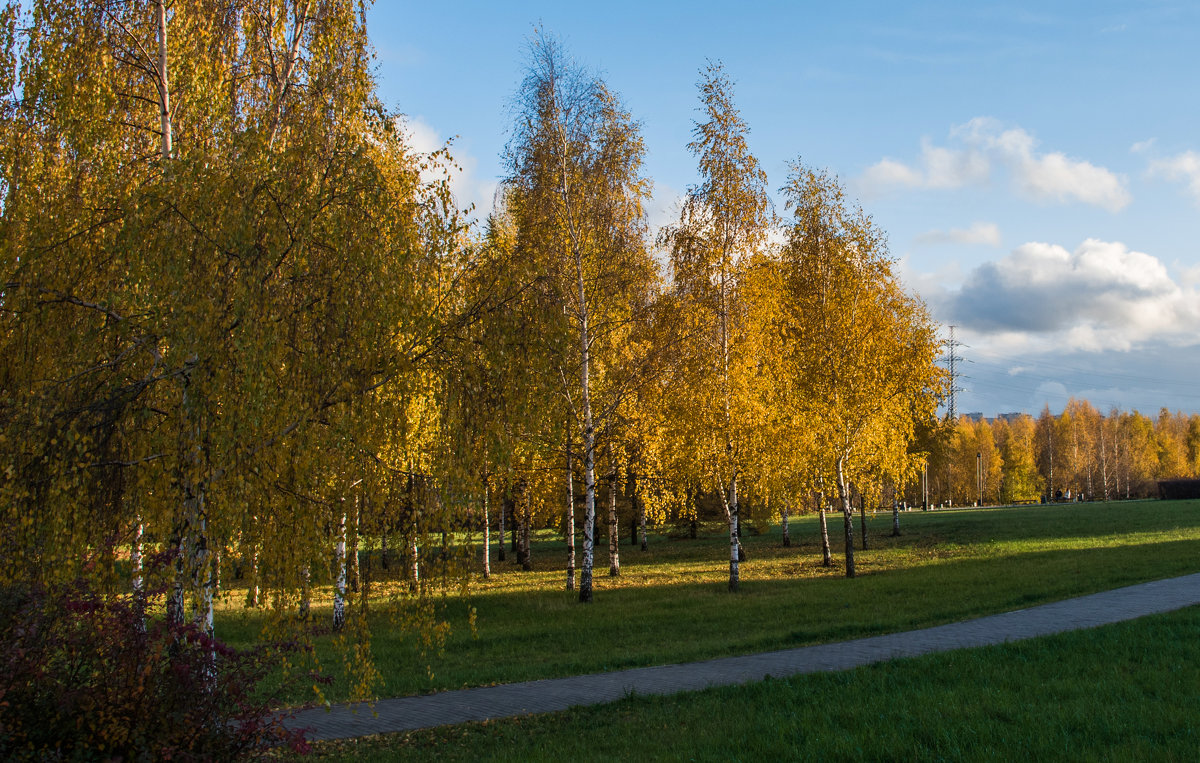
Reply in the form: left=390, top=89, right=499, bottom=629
left=1131, top=138, right=1156, bottom=153
left=859, top=117, right=1130, bottom=211
left=896, top=255, right=961, bottom=306
left=914, top=221, right=1001, bottom=247
left=920, top=139, right=992, bottom=188
left=1148, top=150, right=1200, bottom=206
left=647, top=183, right=685, bottom=274
left=398, top=116, right=497, bottom=222
left=959, top=117, right=1131, bottom=211
left=399, top=115, right=441, bottom=156
left=646, top=182, right=684, bottom=242
left=1180, top=263, right=1200, bottom=289
left=861, top=137, right=989, bottom=193
left=939, top=238, right=1200, bottom=353
left=1012, top=150, right=1129, bottom=211
left=861, top=158, right=925, bottom=189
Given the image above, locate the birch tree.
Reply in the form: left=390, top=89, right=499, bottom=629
left=0, top=1, right=471, bottom=680
left=779, top=161, right=941, bottom=578
left=994, top=414, right=1041, bottom=503
left=660, top=62, right=771, bottom=593
left=503, top=31, right=654, bottom=603
left=1155, top=408, right=1190, bottom=479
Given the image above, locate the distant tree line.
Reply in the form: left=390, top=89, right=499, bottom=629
left=915, top=401, right=1200, bottom=507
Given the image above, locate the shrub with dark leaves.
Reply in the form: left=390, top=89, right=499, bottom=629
left=0, top=575, right=311, bottom=761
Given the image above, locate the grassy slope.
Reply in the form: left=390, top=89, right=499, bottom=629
left=220, top=500, right=1200, bottom=704
left=311, top=603, right=1200, bottom=762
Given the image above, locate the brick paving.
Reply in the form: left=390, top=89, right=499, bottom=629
left=285, top=572, right=1200, bottom=741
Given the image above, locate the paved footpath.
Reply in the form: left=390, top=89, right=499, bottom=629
left=286, top=572, right=1200, bottom=741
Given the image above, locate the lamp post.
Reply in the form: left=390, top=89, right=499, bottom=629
left=976, top=451, right=983, bottom=507
left=922, top=460, right=929, bottom=510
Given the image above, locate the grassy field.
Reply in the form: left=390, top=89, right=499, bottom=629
left=219, top=499, right=1200, bottom=706
left=307, top=603, right=1200, bottom=761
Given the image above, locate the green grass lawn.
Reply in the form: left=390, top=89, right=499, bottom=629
left=219, top=499, right=1200, bottom=706
left=307, top=603, right=1200, bottom=761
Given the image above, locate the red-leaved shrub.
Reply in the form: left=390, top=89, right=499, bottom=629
left=0, top=576, right=312, bottom=761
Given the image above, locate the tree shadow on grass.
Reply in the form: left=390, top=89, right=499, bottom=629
left=245, top=536, right=1200, bottom=703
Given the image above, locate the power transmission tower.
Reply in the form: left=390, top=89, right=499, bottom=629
left=943, top=325, right=966, bottom=421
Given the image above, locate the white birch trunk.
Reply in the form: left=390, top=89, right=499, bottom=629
left=333, top=508, right=347, bottom=632
left=572, top=225, right=597, bottom=599
left=350, top=498, right=360, bottom=593
left=1099, top=425, right=1110, bottom=500
left=179, top=468, right=213, bottom=638
left=196, top=512, right=216, bottom=681
left=579, top=444, right=596, bottom=601
left=817, top=491, right=832, bottom=566
left=566, top=445, right=575, bottom=590
left=551, top=95, right=599, bottom=603
left=158, top=3, right=212, bottom=652
left=836, top=459, right=856, bottom=578
left=246, top=541, right=260, bottom=608
left=718, top=234, right=742, bottom=590
left=131, top=517, right=144, bottom=594
left=520, top=485, right=532, bottom=571
left=607, top=461, right=619, bottom=577
left=1047, top=423, right=1055, bottom=501
left=266, top=0, right=312, bottom=148
left=510, top=496, right=518, bottom=554
left=155, top=0, right=172, bottom=162
left=727, top=472, right=740, bottom=592
left=482, top=478, right=491, bottom=580
left=410, top=524, right=420, bottom=591
left=131, top=515, right=146, bottom=632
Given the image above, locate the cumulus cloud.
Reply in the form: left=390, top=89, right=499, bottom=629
left=1148, top=150, right=1200, bottom=206
left=860, top=117, right=1130, bottom=211
left=861, top=158, right=925, bottom=189
left=1131, top=138, right=1156, bottom=154
left=940, top=238, right=1200, bottom=352
left=398, top=116, right=497, bottom=221
left=646, top=183, right=686, bottom=273
left=1010, top=148, right=1129, bottom=211
left=646, top=183, right=684, bottom=241
left=1181, top=263, right=1200, bottom=289
left=914, top=221, right=1001, bottom=247
left=861, top=137, right=989, bottom=192
left=897, top=256, right=961, bottom=308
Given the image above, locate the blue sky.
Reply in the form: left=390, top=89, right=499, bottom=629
left=366, top=1, right=1200, bottom=416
